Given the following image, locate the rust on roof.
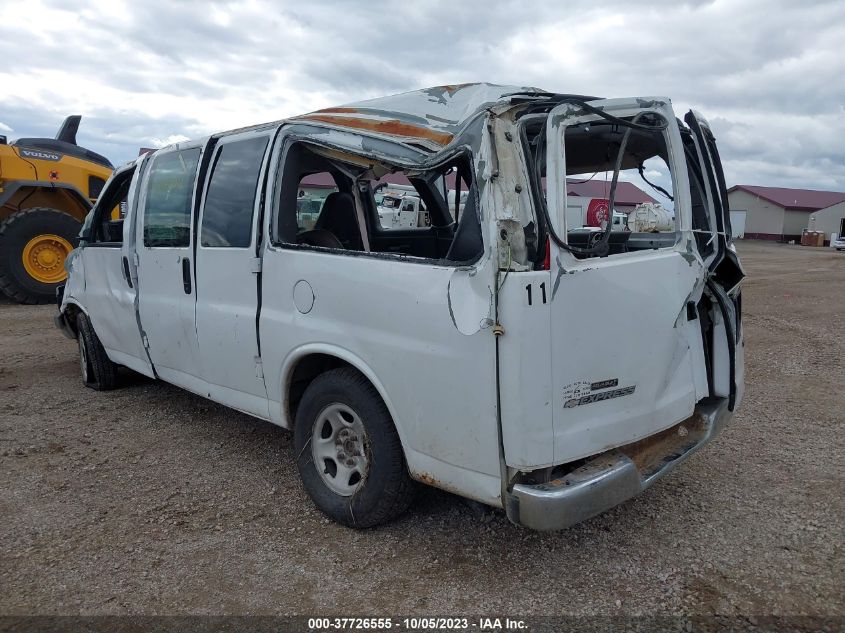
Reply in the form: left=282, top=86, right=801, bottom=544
left=433, top=83, right=475, bottom=95
left=294, top=113, right=455, bottom=147
left=293, top=83, right=543, bottom=150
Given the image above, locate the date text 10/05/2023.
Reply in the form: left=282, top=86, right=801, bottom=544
left=307, top=617, right=528, bottom=631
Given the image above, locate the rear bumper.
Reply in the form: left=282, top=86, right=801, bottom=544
left=504, top=398, right=731, bottom=531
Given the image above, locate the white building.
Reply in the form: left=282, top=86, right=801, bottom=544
left=808, top=201, right=845, bottom=242
left=727, top=185, right=845, bottom=243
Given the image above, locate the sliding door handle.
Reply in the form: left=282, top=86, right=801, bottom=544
left=182, top=257, right=192, bottom=294
left=121, top=256, right=133, bottom=288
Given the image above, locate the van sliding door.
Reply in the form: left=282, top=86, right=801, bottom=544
left=193, top=129, right=272, bottom=419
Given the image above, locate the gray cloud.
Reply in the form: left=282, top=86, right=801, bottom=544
left=1, top=0, right=842, bottom=191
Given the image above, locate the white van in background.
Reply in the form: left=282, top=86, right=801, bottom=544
left=56, top=84, right=744, bottom=530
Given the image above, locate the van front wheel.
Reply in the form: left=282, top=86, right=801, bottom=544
left=294, top=368, right=414, bottom=528
left=76, top=312, right=118, bottom=391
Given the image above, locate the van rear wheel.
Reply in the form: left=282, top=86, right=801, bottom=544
left=76, top=312, right=118, bottom=391
left=294, top=367, right=414, bottom=528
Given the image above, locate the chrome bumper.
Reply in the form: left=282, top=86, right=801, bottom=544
left=505, top=399, right=732, bottom=531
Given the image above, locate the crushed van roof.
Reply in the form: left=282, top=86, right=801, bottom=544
left=293, top=83, right=543, bottom=149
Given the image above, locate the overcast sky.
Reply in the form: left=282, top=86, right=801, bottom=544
left=1, top=0, right=843, bottom=192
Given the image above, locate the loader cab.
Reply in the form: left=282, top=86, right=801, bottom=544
left=13, top=116, right=113, bottom=171
left=13, top=116, right=111, bottom=169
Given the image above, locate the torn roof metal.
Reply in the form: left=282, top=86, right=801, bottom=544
left=153, top=84, right=558, bottom=165
left=292, top=83, right=544, bottom=151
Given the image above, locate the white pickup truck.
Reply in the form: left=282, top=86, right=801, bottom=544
left=56, top=84, right=744, bottom=530
left=376, top=188, right=430, bottom=229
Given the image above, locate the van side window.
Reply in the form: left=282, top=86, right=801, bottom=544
left=86, top=167, right=135, bottom=245
left=143, top=148, right=201, bottom=247
left=200, top=136, right=269, bottom=248
left=274, top=141, right=481, bottom=263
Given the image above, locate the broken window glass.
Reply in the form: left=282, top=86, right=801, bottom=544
left=274, top=141, right=482, bottom=264
left=522, top=113, right=678, bottom=261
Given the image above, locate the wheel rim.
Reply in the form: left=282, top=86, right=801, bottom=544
left=21, top=234, right=73, bottom=284
left=79, top=337, right=89, bottom=383
left=311, top=403, right=369, bottom=496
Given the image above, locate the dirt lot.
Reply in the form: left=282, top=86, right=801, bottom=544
left=0, top=241, right=842, bottom=617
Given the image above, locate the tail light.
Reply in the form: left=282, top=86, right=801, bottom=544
left=542, top=237, right=551, bottom=270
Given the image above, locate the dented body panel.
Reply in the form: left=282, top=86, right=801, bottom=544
left=58, top=84, right=744, bottom=530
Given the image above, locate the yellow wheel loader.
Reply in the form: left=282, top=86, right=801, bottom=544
left=0, top=116, right=113, bottom=303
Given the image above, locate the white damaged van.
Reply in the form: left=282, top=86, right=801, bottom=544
left=55, top=84, right=744, bottom=530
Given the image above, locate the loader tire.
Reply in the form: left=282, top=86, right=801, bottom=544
left=76, top=312, right=118, bottom=391
left=0, top=207, right=81, bottom=304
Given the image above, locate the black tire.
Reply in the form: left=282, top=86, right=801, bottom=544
left=294, top=367, right=414, bottom=528
left=76, top=312, right=118, bottom=391
left=0, top=207, right=82, bottom=304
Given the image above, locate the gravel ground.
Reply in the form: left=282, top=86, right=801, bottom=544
left=0, top=241, right=842, bottom=617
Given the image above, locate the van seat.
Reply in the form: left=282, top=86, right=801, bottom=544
left=315, top=192, right=363, bottom=250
